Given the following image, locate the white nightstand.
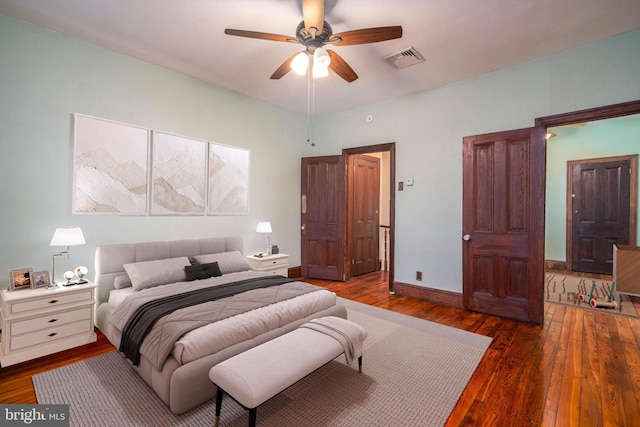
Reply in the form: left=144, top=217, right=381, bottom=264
left=0, top=282, right=97, bottom=367
left=246, top=253, right=289, bottom=277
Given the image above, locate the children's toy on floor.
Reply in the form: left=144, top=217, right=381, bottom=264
left=578, top=280, right=617, bottom=309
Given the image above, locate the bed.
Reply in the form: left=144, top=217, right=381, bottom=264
left=94, top=236, right=346, bottom=414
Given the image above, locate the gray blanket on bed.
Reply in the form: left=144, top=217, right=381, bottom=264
left=111, top=277, right=324, bottom=369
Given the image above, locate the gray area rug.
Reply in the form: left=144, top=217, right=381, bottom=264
left=33, top=299, right=492, bottom=426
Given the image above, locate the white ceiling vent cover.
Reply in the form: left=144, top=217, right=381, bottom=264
left=383, top=47, right=425, bottom=70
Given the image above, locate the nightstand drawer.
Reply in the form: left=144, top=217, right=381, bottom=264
left=10, top=290, right=93, bottom=314
left=259, top=257, right=287, bottom=268
left=11, top=307, right=92, bottom=336
left=249, top=256, right=288, bottom=269
left=11, top=319, right=93, bottom=351
left=267, top=267, right=289, bottom=276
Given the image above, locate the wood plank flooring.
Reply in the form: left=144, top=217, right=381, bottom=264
left=313, top=272, right=640, bottom=427
left=1, top=271, right=639, bottom=426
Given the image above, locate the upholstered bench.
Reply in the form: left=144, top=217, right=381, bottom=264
left=209, top=316, right=367, bottom=427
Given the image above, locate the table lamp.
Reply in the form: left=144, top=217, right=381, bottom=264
left=256, top=221, right=272, bottom=255
left=50, top=226, right=86, bottom=286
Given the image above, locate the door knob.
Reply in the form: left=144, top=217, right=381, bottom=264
left=463, top=234, right=471, bottom=241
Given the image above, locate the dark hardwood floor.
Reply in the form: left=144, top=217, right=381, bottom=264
left=1, top=271, right=639, bottom=426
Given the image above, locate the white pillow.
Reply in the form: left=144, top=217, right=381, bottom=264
left=113, top=275, right=132, bottom=289
left=192, top=251, right=251, bottom=275
left=124, top=256, right=190, bottom=291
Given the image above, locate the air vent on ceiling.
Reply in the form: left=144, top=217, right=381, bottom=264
left=383, top=47, right=425, bottom=70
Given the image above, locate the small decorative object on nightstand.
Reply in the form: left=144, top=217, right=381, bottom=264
left=8, top=267, right=34, bottom=292
left=75, top=265, right=88, bottom=284
left=246, top=253, right=289, bottom=277
left=32, top=270, right=51, bottom=289
left=62, top=270, right=76, bottom=286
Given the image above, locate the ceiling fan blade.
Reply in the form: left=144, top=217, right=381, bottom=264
left=270, top=52, right=301, bottom=80
left=327, top=50, right=358, bottom=83
left=331, top=26, right=403, bottom=46
left=224, top=29, right=296, bottom=43
left=302, top=0, right=325, bottom=34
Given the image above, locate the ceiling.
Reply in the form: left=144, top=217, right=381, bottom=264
left=1, top=0, right=639, bottom=116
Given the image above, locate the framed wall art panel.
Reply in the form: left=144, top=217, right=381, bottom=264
left=73, top=114, right=149, bottom=215
left=151, top=131, right=206, bottom=215
left=208, top=142, right=249, bottom=215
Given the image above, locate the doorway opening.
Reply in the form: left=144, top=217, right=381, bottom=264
left=537, top=101, right=640, bottom=281
left=343, top=143, right=396, bottom=293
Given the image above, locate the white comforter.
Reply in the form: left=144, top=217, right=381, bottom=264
left=107, top=271, right=337, bottom=366
left=173, top=289, right=336, bottom=364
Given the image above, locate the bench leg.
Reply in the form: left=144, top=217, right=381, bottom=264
left=248, top=408, right=257, bottom=427
left=215, top=386, right=224, bottom=427
left=358, top=355, right=363, bottom=373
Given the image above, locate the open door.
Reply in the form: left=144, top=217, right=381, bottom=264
left=301, top=155, right=347, bottom=280
left=462, top=127, right=546, bottom=323
left=348, top=154, right=380, bottom=277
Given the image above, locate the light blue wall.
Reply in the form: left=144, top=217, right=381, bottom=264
left=310, top=30, right=640, bottom=292
left=0, top=15, right=307, bottom=289
left=2, top=13, right=640, bottom=295
left=545, top=115, right=640, bottom=262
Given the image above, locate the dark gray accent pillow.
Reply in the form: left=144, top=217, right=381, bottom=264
left=192, top=251, right=251, bottom=274
left=185, top=262, right=222, bottom=281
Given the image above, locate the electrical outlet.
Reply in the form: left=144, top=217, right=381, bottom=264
left=416, top=271, right=422, bottom=281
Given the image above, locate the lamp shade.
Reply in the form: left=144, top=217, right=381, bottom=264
left=256, top=222, right=272, bottom=233
left=291, top=52, right=309, bottom=75
left=50, top=226, right=86, bottom=246
left=312, top=62, right=330, bottom=78
left=313, top=47, right=331, bottom=68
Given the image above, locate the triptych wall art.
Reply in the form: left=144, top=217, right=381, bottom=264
left=72, top=114, right=249, bottom=215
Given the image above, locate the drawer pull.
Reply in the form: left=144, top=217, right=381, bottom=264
left=47, top=332, right=58, bottom=337
left=272, top=261, right=276, bottom=264
left=49, top=299, right=59, bottom=304
left=48, top=318, right=59, bottom=323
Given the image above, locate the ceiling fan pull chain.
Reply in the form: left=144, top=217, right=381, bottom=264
left=307, top=65, right=313, bottom=147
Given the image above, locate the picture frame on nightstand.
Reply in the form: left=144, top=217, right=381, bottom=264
left=32, top=270, right=51, bottom=288
left=8, top=267, right=33, bottom=291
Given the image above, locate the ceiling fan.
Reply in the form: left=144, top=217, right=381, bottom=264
left=224, top=0, right=403, bottom=82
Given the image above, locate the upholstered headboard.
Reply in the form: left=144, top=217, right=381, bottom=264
left=94, top=236, right=243, bottom=304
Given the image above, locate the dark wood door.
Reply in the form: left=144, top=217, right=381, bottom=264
left=462, top=127, right=546, bottom=324
left=301, top=155, right=347, bottom=280
left=570, top=157, right=632, bottom=274
left=348, top=154, right=380, bottom=277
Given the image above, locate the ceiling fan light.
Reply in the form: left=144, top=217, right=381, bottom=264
left=313, top=47, right=331, bottom=68
left=312, top=62, right=329, bottom=78
left=291, top=52, right=309, bottom=75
